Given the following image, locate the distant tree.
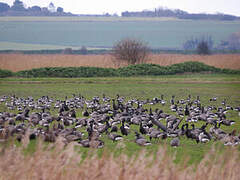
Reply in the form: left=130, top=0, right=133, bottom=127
left=29, top=6, right=41, bottom=12
left=112, top=38, right=150, bottom=65
left=228, top=32, right=240, bottom=50
left=197, top=40, right=211, bottom=55
left=80, top=46, right=88, bottom=55
left=57, top=7, right=64, bottom=13
left=183, top=35, right=213, bottom=52
left=183, top=37, right=199, bottom=50
left=11, top=0, right=25, bottom=11
left=62, top=48, right=73, bottom=54
left=0, top=2, right=10, bottom=12
left=41, top=7, right=49, bottom=13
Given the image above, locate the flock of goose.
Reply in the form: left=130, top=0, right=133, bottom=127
left=0, top=94, right=239, bottom=148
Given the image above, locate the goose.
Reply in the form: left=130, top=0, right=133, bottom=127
left=175, top=124, right=186, bottom=136
left=185, top=124, right=200, bottom=143
left=198, top=132, right=210, bottom=143
left=82, top=108, right=89, bottom=117
left=139, top=122, right=148, bottom=134
left=79, top=139, right=90, bottom=148
left=107, top=131, right=123, bottom=142
left=148, top=128, right=165, bottom=141
left=170, top=137, right=180, bottom=147
left=210, top=97, right=217, bottom=102
left=135, top=132, right=151, bottom=146
left=97, top=121, right=110, bottom=134
left=209, top=122, right=227, bottom=140
left=160, top=95, right=166, bottom=105
left=184, top=105, right=190, bottom=116
left=110, top=125, right=118, bottom=133
left=130, top=116, right=141, bottom=125
left=120, top=119, right=128, bottom=136
left=112, top=99, right=119, bottom=111
left=221, top=99, right=226, bottom=106
left=29, top=133, right=37, bottom=140
left=220, top=119, right=235, bottom=126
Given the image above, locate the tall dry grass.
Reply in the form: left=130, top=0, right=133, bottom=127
left=0, top=54, right=240, bottom=72
left=0, top=138, right=239, bottom=180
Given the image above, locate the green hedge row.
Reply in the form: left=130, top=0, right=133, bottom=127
left=0, top=69, right=13, bottom=78
left=117, top=62, right=240, bottom=76
left=15, top=67, right=117, bottom=78
left=1, top=62, right=240, bottom=78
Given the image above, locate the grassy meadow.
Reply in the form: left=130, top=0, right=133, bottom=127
left=0, top=75, right=240, bottom=179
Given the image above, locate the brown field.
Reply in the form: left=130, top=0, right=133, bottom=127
left=0, top=54, right=240, bottom=72
left=0, top=138, right=239, bottom=180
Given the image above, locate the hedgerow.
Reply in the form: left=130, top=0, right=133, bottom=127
left=0, top=69, right=13, bottom=78
left=1, top=62, right=240, bottom=78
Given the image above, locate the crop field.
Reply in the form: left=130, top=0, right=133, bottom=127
left=0, top=54, right=240, bottom=72
left=0, top=17, right=240, bottom=49
left=0, top=75, right=240, bottom=179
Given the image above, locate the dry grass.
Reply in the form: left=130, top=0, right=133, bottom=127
left=149, top=54, right=240, bottom=70
left=0, top=54, right=240, bottom=72
left=0, top=138, right=239, bottom=180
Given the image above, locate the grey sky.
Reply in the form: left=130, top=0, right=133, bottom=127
left=1, top=0, right=240, bottom=16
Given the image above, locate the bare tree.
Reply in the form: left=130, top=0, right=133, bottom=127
left=80, top=46, right=88, bottom=55
left=228, top=32, right=240, bottom=50
left=62, top=48, right=73, bottom=54
left=183, top=35, right=213, bottom=51
left=112, top=38, right=149, bottom=65
left=197, top=40, right=211, bottom=55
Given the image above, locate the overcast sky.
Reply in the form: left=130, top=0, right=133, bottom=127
left=1, top=0, right=240, bottom=16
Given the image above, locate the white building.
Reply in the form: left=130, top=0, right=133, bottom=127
left=48, top=2, right=56, bottom=13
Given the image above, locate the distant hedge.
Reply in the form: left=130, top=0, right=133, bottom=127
left=1, top=62, right=240, bottom=78
left=15, top=67, right=117, bottom=78
left=117, top=62, right=240, bottom=76
left=0, top=69, right=13, bottom=78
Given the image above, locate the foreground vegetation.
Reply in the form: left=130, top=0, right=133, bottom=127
left=0, top=139, right=239, bottom=180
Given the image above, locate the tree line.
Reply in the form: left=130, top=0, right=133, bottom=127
left=122, top=7, right=239, bottom=21
left=0, top=0, right=74, bottom=16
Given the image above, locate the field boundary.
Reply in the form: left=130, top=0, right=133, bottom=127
left=1, top=80, right=240, bottom=85
left=1, top=61, right=240, bottom=78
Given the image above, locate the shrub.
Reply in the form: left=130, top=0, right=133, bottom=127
left=197, top=41, right=211, bottom=55
left=112, top=38, right=150, bottom=65
left=11, top=62, right=240, bottom=78
left=62, top=48, right=73, bottom=54
left=0, top=69, right=13, bottom=78
left=15, top=67, right=118, bottom=78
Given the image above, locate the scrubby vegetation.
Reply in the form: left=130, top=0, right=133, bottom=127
left=0, top=69, right=13, bottom=78
left=15, top=67, right=117, bottom=78
left=10, top=62, right=240, bottom=78
left=0, top=139, right=239, bottom=180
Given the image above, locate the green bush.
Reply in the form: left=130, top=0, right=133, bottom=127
left=2, top=62, right=239, bottom=78
left=0, top=69, right=13, bottom=78
left=15, top=67, right=118, bottom=78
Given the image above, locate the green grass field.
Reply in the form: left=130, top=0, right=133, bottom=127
left=0, top=74, right=240, bottom=165
left=0, top=16, right=239, bottom=49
